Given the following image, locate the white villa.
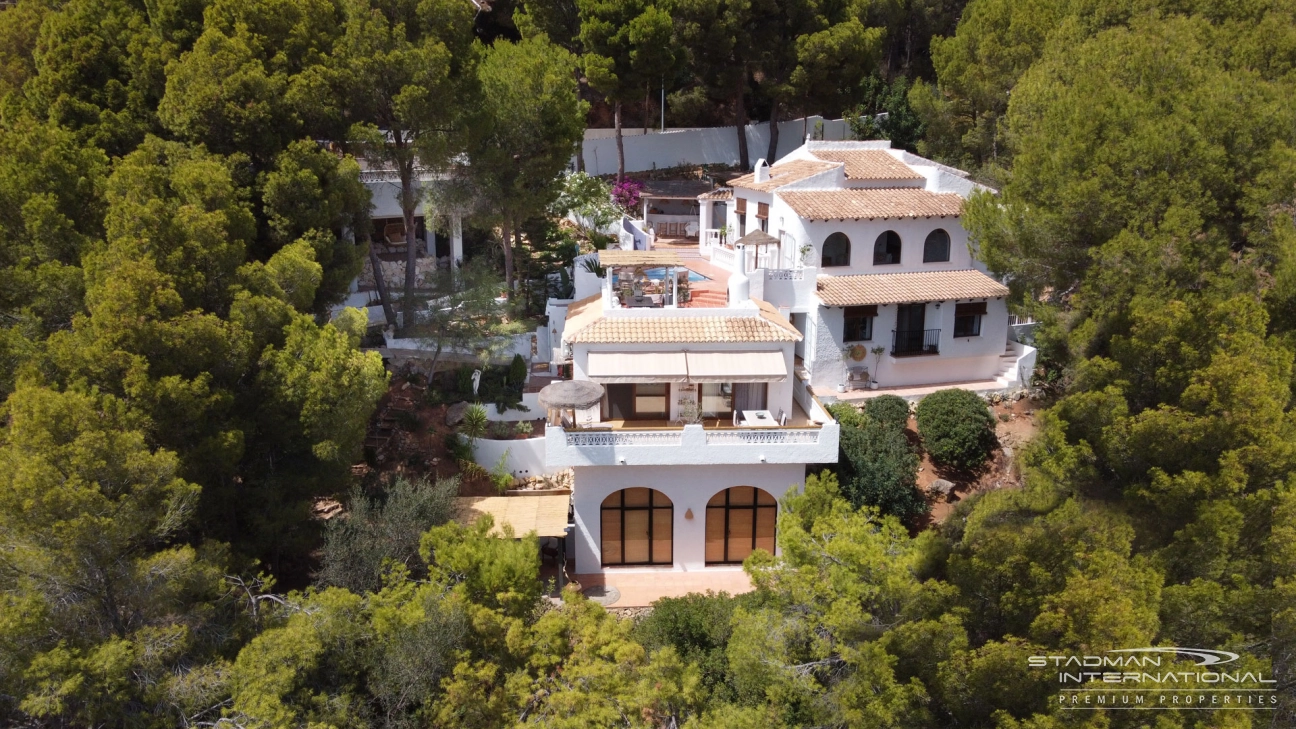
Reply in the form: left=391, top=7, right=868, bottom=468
left=542, top=249, right=839, bottom=576
left=687, top=140, right=1035, bottom=393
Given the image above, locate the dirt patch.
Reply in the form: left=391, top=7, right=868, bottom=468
left=357, top=372, right=545, bottom=497
left=917, top=397, right=1042, bottom=526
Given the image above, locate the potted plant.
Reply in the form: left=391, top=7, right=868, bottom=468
left=868, top=346, right=886, bottom=389
left=717, top=224, right=729, bottom=246
left=799, top=243, right=813, bottom=266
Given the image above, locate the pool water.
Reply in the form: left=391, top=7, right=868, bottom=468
left=641, top=267, right=711, bottom=282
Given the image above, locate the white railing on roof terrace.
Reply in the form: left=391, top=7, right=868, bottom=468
left=711, top=245, right=736, bottom=270
left=564, top=430, right=683, bottom=447
left=705, top=429, right=820, bottom=445
left=765, top=268, right=804, bottom=281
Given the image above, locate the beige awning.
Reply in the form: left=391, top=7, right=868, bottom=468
left=686, top=351, right=788, bottom=383
left=587, top=351, right=689, bottom=383
left=453, top=495, right=571, bottom=538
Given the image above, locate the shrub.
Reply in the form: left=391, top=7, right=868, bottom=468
left=443, top=432, right=472, bottom=462
left=489, top=419, right=514, bottom=439
left=508, top=353, right=527, bottom=385
left=318, top=475, right=459, bottom=593
left=863, top=394, right=910, bottom=431
left=915, top=389, right=997, bottom=470
left=835, top=421, right=927, bottom=522
left=633, top=591, right=743, bottom=701
left=826, top=401, right=865, bottom=428
left=515, top=420, right=533, bottom=436
left=455, top=366, right=475, bottom=394
left=459, top=404, right=489, bottom=443
left=489, top=451, right=513, bottom=493
left=394, top=409, right=421, bottom=432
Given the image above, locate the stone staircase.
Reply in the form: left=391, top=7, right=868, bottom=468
left=993, top=341, right=1023, bottom=388
left=683, top=288, right=728, bottom=307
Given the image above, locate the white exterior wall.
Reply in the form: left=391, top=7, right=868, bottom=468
left=777, top=207, right=978, bottom=275
left=570, top=340, right=796, bottom=424
left=472, top=435, right=558, bottom=480
left=572, top=463, right=805, bottom=573
left=809, top=298, right=1010, bottom=389
left=578, top=117, right=851, bottom=177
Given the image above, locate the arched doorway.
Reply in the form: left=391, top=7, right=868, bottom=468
left=601, top=488, right=673, bottom=566
left=705, top=487, right=777, bottom=564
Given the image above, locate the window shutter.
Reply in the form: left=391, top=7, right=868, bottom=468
left=756, top=202, right=769, bottom=219
left=845, top=305, right=878, bottom=318
left=735, top=198, right=747, bottom=214
left=955, top=302, right=987, bottom=316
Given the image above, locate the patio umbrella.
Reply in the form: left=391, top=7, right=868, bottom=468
left=538, top=380, right=606, bottom=426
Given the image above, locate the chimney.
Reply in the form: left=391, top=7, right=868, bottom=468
left=727, top=245, right=753, bottom=307
left=753, top=158, right=769, bottom=183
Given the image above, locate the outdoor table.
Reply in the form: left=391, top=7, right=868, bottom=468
left=740, top=409, right=778, bottom=428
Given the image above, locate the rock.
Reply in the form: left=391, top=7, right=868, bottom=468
left=446, top=401, right=471, bottom=427
left=1001, top=446, right=1014, bottom=460
left=930, top=479, right=955, bottom=495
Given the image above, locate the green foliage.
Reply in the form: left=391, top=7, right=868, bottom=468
left=848, top=76, right=925, bottom=151
left=489, top=450, right=513, bottom=493
left=825, top=400, right=864, bottom=427
left=552, top=171, right=620, bottom=233
left=459, top=403, right=490, bottom=443
left=862, top=394, right=910, bottom=432
left=836, top=416, right=927, bottom=522
left=0, top=385, right=235, bottom=726
left=915, top=388, right=997, bottom=471
left=318, top=475, right=459, bottom=594
left=634, top=592, right=742, bottom=702
left=508, top=352, right=527, bottom=385
left=515, top=420, right=534, bottom=437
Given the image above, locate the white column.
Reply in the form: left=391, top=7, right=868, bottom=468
left=451, top=213, right=464, bottom=277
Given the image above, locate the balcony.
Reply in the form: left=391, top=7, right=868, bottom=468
left=545, top=407, right=839, bottom=467
left=892, top=328, right=941, bottom=357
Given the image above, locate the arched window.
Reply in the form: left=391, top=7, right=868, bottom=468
left=923, top=229, right=951, bottom=263
left=705, top=487, right=777, bottom=564
left=821, top=233, right=851, bottom=267
left=601, top=488, right=673, bottom=566
left=873, top=231, right=902, bottom=265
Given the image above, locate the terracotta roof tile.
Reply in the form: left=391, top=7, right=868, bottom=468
left=809, top=150, right=925, bottom=181
left=779, top=188, right=963, bottom=220
left=816, top=270, right=1008, bottom=306
left=698, top=187, right=733, bottom=200
left=564, top=297, right=801, bottom=344
left=729, top=159, right=837, bottom=192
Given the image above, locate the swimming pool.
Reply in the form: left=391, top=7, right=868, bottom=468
left=641, top=267, right=711, bottom=282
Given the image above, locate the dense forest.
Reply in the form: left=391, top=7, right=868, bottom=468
left=0, top=0, right=1294, bottom=727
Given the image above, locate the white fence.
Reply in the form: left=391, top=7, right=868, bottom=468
left=578, top=116, right=851, bottom=176
left=704, top=429, right=821, bottom=445
left=563, top=430, right=683, bottom=447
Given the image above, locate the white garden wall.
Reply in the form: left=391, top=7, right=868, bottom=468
left=578, top=117, right=850, bottom=177
left=472, top=435, right=558, bottom=480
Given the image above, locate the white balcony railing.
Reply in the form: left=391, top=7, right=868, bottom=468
left=705, top=429, right=821, bottom=445
left=564, top=430, right=683, bottom=447
left=546, top=422, right=840, bottom=467
left=711, top=245, right=736, bottom=270
left=765, top=268, right=804, bottom=281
